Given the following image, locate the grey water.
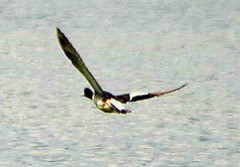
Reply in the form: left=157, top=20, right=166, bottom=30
left=0, top=0, right=240, bottom=166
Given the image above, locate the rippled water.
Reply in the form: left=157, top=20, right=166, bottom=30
left=0, top=0, right=240, bottom=166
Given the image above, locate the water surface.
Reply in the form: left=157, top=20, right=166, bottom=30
left=0, top=0, right=239, bottom=166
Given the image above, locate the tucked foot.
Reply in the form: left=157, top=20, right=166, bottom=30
left=120, top=109, right=132, bottom=114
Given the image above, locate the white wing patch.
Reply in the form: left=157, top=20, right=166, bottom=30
left=129, top=92, right=147, bottom=100
left=108, top=99, right=126, bottom=111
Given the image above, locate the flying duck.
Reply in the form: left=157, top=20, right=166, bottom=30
left=56, top=28, right=187, bottom=114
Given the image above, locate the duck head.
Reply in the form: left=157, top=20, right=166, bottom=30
left=83, top=88, right=93, bottom=99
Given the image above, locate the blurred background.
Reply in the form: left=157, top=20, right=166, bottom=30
left=0, top=0, right=239, bottom=166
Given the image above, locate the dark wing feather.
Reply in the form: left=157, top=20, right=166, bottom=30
left=115, top=94, right=130, bottom=103
left=56, top=28, right=103, bottom=93
left=116, top=83, right=188, bottom=103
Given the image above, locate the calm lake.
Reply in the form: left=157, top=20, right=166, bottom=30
left=0, top=0, right=239, bottom=166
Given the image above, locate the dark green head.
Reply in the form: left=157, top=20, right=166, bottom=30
left=83, top=88, right=93, bottom=99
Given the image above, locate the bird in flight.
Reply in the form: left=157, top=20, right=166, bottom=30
left=56, top=28, right=187, bottom=114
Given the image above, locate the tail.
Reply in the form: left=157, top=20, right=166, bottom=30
left=119, top=109, right=132, bottom=114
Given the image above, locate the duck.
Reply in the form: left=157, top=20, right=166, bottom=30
left=56, top=28, right=187, bottom=114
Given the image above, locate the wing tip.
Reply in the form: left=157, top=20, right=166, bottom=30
left=56, top=28, right=71, bottom=51
left=56, top=27, right=61, bottom=33
left=181, top=83, right=189, bottom=89
left=56, top=27, right=64, bottom=39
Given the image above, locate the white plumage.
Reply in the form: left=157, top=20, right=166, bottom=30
left=108, top=98, right=126, bottom=110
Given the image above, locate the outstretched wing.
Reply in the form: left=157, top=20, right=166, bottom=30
left=116, top=83, right=188, bottom=103
left=56, top=28, right=103, bottom=94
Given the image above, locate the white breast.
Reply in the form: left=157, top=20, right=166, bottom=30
left=108, top=99, right=125, bottom=110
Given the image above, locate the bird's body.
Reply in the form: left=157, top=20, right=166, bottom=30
left=94, top=94, right=131, bottom=114
left=56, top=28, right=187, bottom=114
left=84, top=88, right=131, bottom=114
